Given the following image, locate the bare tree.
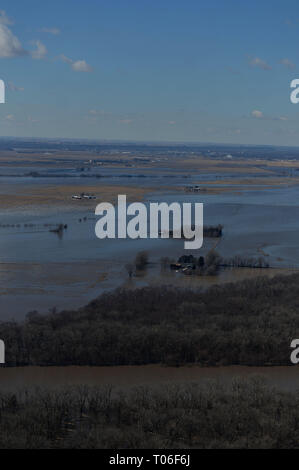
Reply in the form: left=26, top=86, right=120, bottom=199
left=125, top=263, right=134, bottom=278
left=135, top=251, right=149, bottom=271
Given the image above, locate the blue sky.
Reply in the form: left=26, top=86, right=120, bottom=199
left=1, top=0, right=299, bottom=145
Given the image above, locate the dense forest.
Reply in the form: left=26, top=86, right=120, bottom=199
left=0, top=272, right=299, bottom=366
left=0, top=379, right=299, bottom=448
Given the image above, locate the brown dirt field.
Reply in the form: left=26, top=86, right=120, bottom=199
left=0, top=184, right=153, bottom=211
left=189, top=176, right=299, bottom=186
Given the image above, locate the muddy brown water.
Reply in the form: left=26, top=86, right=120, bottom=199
left=1, top=365, right=299, bottom=392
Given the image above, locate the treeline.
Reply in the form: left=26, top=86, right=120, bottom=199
left=205, top=251, right=269, bottom=271
left=125, top=251, right=149, bottom=277
left=203, top=224, right=223, bottom=238
left=169, top=250, right=269, bottom=276
left=220, top=255, right=269, bottom=269
left=1, top=272, right=299, bottom=366
left=169, top=225, right=223, bottom=239
left=0, top=379, right=298, bottom=448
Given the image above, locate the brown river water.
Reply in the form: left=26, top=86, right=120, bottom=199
left=1, top=365, right=299, bottom=392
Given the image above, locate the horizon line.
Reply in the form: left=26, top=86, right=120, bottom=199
left=0, top=135, right=298, bottom=150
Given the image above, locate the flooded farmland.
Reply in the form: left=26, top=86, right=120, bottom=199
left=2, top=160, right=299, bottom=319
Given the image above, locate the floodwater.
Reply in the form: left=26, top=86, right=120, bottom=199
left=2, top=164, right=299, bottom=319
left=1, top=365, right=299, bottom=393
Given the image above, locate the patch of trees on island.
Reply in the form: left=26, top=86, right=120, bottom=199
left=168, top=224, right=223, bottom=239
left=169, top=250, right=269, bottom=275
left=125, top=251, right=149, bottom=278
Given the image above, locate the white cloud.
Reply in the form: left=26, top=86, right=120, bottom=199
left=0, top=10, right=13, bottom=25
left=7, top=81, right=24, bottom=91
left=0, top=23, right=26, bottom=58
left=0, top=11, right=49, bottom=61
left=119, top=119, right=133, bottom=124
left=31, top=40, right=47, bottom=60
left=39, top=27, right=60, bottom=35
left=72, top=60, right=92, bottom=72
left=251, top=110, right=264, bottom=119
left=248, top=57, right=272, bottom=71
left=61, top=54, right=92, bottom=72
left=87, top=109, right=112, bottom=120
left=279, top=58, right=295, bottom=69
left=60, top=54, right=72, bottom=64
left=250, top=110, right=288, bottom=121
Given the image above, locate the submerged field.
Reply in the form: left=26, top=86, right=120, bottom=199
left=2, top=147, right=299, bottom=319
